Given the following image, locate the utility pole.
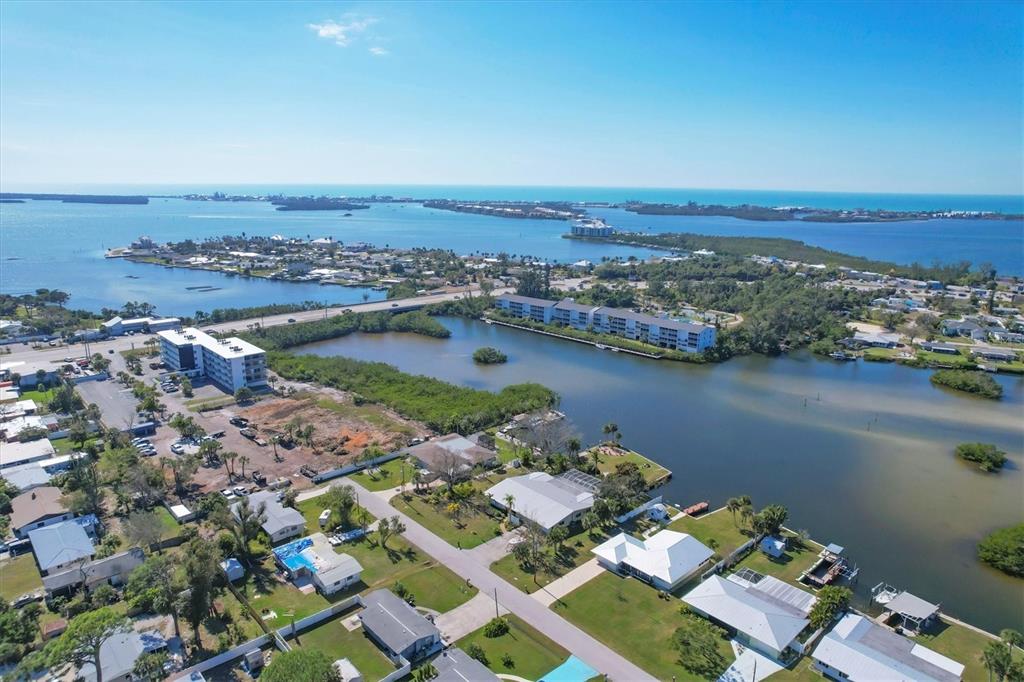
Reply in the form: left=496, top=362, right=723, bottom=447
left=494, top=588, right=499, bottom=618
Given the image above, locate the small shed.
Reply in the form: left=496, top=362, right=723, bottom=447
left=220, top=558, right=245, bottom=582
left=760, top=535, right=787, bottom=559
left=168, top=503, right=195, bottom=523
left=243, top=649, right=264, bottom=671
left=42, top=618, right=67, bottom=640
left=647, top=503, right=669, bottom=522
left=334, top=658, right=363, bottom=682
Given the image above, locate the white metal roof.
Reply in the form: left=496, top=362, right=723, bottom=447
left=682, top=574, right=813, bottom=652
left=812, top=613, right=964, bottom=682
left=486, top=471, right=595, bottom=531
left=592, top=530, right=713, bottom=586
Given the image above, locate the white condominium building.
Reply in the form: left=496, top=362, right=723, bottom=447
left=157, top=327, right=267, bottom=392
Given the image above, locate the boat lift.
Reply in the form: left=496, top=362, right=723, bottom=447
left=800, top=542, right=859, bottom=588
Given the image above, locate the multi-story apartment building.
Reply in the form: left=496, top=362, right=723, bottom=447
left=157, top=327, right=267, bottom=392
left=497, top=294, right=716, bottom=353
left=494, top=294, right=557, bottom=323
left=570, top=218, right=613, bottom=238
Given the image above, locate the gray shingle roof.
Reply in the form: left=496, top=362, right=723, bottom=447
left=28, top=520, right=95, bottom=572
left=434, top=647, right=500, bottom=682
left=359, top=589, right=439, bottom=655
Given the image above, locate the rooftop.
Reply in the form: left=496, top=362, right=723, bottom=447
left=158, top=326, right=265, bottom=359
left=433, top=647, right=500, bottom=682
left=0, top=438, right=56, bottom=468
left=10, top=485, right=66, bottom=530
left=233, top=490, right=304, bottom=537
left=28, top=520, right=95, bottom=572
left=887, top=591, right=940, bottom=621
left=359, top=589, right=440, bottom=655
left=485, top=470, right=597, bottom=531
left=408, top=434, right=497, bottom=473
left=79, top=630, right=167, bottom=682
left=812, top=613, right=964, bottom=682
left=592, top=530, right=714, bottom=586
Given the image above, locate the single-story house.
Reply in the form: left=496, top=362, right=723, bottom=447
left=884, top=591, right=941, bottom=633
left=434, top=647, right=500, bottom=682
left=359, top=589, right=442, bottom=663
left=811, top=613, right=964, bottom=681
left=10, top=486, right=73, bottom=538
left=408, top=434, right=498, bottom=481
left=682, top=573, right=816, bottom=658
left=920, top=342, right=960, bottom=355
left=941, top=319, right=983, bottom=338
left=971, top=348, right=1018, bottom=362
left=272, top=533, right=363, bottom=595
left=0, top=438, right=56, bottom=469
left=79, top=630, right=168, bottom=682
left=28, top=520, right=96, bottom=574
left=593, top=530, right=714, bottom=592
left=0, top=399, right=38, bottom=421
left=3, top=462, right=52, bottom=492
left=167, top=503, right=196, bottom=523
left=42, top=547, right=146, bottom=596
left=233, top=490, right=305, bottom=544
left=485, top=469, right=599, bottom=533
left=848, top=331, right=901, bottom=348
left=0, top=360, right=59, bottom=388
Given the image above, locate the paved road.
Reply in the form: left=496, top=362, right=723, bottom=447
left=1, top=288, right=508, bottom=368
left=344, top=480, right=656, bottom=682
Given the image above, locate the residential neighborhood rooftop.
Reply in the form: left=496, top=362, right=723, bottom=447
left=28, top=520, right=95, bottom=572
left=359, top=589, right=441, bottom=656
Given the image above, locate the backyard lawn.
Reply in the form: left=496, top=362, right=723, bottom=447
left=153, top=505, right=183, bottom=541
left=917, top=618, right=1016, bottom=682
left=19, top=388, right=56, bottom=406
left=728, top=531, right=819, bottom=588
left=455, top=614, right=569, bottom=680
left=669, top=508, right=752, bottom=557
left=0, top=554, right=43, bottom=601
left=389, top=489, right=502, bottom=549
left=490, top=526, right=613, bottom=593
left=586, top=445, right=671, bottom=487
left=195, top=587, right=264, bottom=655
left=291, top=609, right=397, bottom=681
left=767, top=655, right=824, bottom=680
left=552, top=571, right=734, bottom=680
left=349, top=457, right=416, bottom=492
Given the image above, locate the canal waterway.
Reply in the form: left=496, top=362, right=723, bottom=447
left=298, top=317, right=1024, bottom=633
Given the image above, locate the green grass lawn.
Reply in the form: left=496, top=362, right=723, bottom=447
left=313, top=396, right=416, bottom=437
left=19, top=387, right=56, bottom=405
left=455, top=614, right=569, bottom=680
left=553, top=572, right=734, bottom=680
left=862, top=347, right=899, bottom=361
left=586, top=445, right=671, bottom=487
left=0, top=554, right=43, bottom=601
left=292, top=608, right=397, bottom=681
left=494, top=437, right=525, bottom=464
left=349, top=457, right=417, bottom=492
left=50, top=436, right=99, bottom=453
left=490, top=526, right=613, bottom=593
left=668, top=508, right=753, bottom=557
left=728, top=531, right=819, bottom=588
left=195, top=588, right=265, bottom=655
left=916, top=348, right=976, bottom=367
left=153, top=505, right=183, bottom=541
left=916, top=618, right=1019, bottom=681
left=389, top=490, right=502, bottom=549
left=767, top=656, right=823, bottom=680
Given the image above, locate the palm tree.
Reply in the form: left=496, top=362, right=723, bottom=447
left=503, top=494, right=515, bottom=524
left=740, top=504, right=755, bottom=530
left=726, top=497, right=742, bottom=526
left=239, top=455, right=250, bottom=480
left=601, top=422, right=619, bottom=445
left=566, top=437, right=582, bottom=463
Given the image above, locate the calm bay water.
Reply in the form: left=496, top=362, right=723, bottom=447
left=299, top=318, right=1024, bottom=633
left=0, top=193, right=1021, bottom=316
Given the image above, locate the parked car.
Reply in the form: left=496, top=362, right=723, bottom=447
left=209, top=430, right=225, bottom=439
left=287, top=318, right=296, bottom=323
left=253, top=437, right=268, bottom=447
left=391, top=303, right=399, bottom=307
left=229, top=417, right=249, bottom=427
left=252, top=470, right=267, bottom=485
left=219, top=489, right=236, bottom=500
left=170, top=444, right=185, bottom=455
left=239, top=428, right=257, bottom=440
left=299, top=465, right=318, bottom=478
left=233, top=486, right=249, bottom=496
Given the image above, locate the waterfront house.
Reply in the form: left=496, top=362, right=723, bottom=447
left=970, top=348, right=1018, bottom=363
left=485, top=469, right=599, bottom=533
left=920, top=342, right=960, bottom=355
left=10, top=486, right=73, bottom=538
left=408, top=434, right=498, bottom=482
left=811, top=613, right=963, bottom=681
left=495, top=293, right=557, bottom=323
left=359, top=589, right=442, bottom=663
left=592, top=307, right=717, bottom=352
left=28, top=520, right=96, bottom=574
left=682, top=572, right=816, bottom=658
left=846, top=331, right=900, bottom=348
left=232, top=490, right=305, bottom=544
left=592, top=530, right=714, bottom=591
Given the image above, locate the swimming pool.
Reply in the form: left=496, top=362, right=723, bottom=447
left=273, top=537, right=316, bottom=574
left=540, top=655, right=599, bottom=682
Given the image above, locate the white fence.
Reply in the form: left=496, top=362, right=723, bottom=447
left=170, top=634, right=272, bottom=679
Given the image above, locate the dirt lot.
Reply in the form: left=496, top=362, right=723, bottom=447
left=182, top=387, right=429, bottom=493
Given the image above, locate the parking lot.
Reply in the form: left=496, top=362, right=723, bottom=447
left=76, top=376, right=142, bottom=431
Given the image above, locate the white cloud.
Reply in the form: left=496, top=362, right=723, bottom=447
left=368, top=46, right=389, bottom=56
left=307, top=16, right=377, bottom=47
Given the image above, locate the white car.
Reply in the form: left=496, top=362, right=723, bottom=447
left=170, top=444, right=184, bottom=455
left=220, top=489, right=236, bottom=500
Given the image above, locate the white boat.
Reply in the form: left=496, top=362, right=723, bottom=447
left=610, top=347, right=620, bottom=352
left=484, top=319, right=493, bottom=325
left=595, top=343, right=607, bottom=350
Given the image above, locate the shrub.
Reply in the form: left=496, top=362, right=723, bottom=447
left=473, top=347, right=508, bottom=364
left=466, top=642, right=489, bottom=665
left=955, top=442, right=1008, bottom=472
left=930, top=369, right=1002, bottom=399
left=674, top=614, right=729, bottom=678
left=483, top=617, right=510, bottom=638
left=978, top=524, right=1024, bottom=578
left=809, top=586, right=852, bottom=629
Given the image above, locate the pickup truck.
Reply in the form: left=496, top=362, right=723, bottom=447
left=239, top=428, right=257, bottom=440
left=253, top=437, right=268, bottom=447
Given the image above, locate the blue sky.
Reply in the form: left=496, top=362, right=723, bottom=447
left=1, top=1, right=1021, bottom=194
